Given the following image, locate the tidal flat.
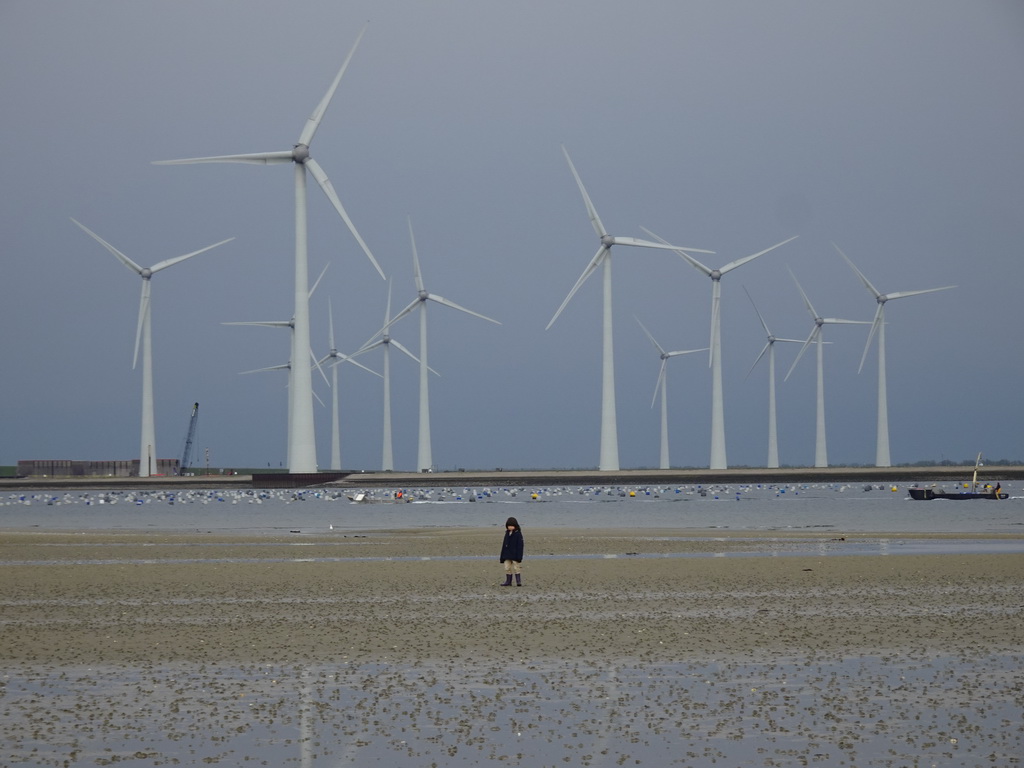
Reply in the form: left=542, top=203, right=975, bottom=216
left=2, top=529, right=1021, bottom=766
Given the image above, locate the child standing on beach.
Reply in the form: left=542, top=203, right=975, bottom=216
left=499, top=516, right=524, bottom=586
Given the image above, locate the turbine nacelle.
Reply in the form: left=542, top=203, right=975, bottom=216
left=710, top=269, right=722, bottom=281
left=418, top=290, right=429, bottom=301
left=140, top=268, right=152, bottom=279
left=292, top=144, right=311, bottom=163
left=601, top=235, right=615, bottom=248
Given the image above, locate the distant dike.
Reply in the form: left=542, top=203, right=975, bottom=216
left=3, top=465, right=1023, bottom=491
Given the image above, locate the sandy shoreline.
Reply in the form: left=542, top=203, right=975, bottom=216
left=3, top=528, right=1022, bottom=666
left=4, top=528, right=1022, bottom=765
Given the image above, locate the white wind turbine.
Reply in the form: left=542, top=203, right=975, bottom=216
left=384, top=218, right=500, bottom=472
left=318, top=298, right=380, bottom=471
left=355, top=280, right=428, bottom=471
left=643, top=228, right=799, bottom=470
left=743, top=286, right=804, bottom=469
left=71, top=219, right=233, bottom=477
left=154, top=26, right=384, bottom=473
left=784, top=268, right=870, bottom=468
left=835, top=243, right=955, bottom=467
left=547, top=146, right=714, bottom=472
left=636, top=317, right=707, bottom=470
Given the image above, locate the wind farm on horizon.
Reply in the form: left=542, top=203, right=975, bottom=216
left=68, top=26, right=957, bottom=477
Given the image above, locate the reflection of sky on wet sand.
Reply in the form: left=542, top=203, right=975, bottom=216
left=5, top=655, right=1020, bottom=766
left=6, top=535, right=1024, bottom=568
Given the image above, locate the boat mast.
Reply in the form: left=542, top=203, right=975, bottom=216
left=971, top=452, right=982, bottom=493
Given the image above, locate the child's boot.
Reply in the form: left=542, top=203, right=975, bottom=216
left=500, top=574, right=513, bottom=586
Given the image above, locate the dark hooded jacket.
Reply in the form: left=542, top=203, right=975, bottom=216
left=499, top=517, right=524, bottom=563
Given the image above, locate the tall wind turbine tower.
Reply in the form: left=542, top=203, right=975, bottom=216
left=644, top=229, right=798, bottom=469
left=72, top=219, right=232, bottom=477
left=383, top=219, right=500, bottom=472
left=785, top=269, right=869, bottom=468
left=548, top=147, right=714, bottom=471
left=835, top=244, right=955, bottom=467
left=155, top=27, right=384, bottom=473
left=636, top=318, right=707, bottom=470
left=744, top=287, right=803, bottom=469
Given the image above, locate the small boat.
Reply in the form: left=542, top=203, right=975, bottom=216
left=907, top=487, right=1007, bottom=501
left=347, top=491, right=409, bottom=504
left=908, top=453, right=1008, bottom=500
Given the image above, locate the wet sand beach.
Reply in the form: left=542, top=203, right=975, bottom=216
left=2, top=528, right=1023, bottom=665
left=3, top=529, right=1022, bottom=765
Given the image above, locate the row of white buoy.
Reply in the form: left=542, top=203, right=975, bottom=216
left=0, top=487, right=350, bottom=507
left=339, top=481, right=925, bottom=504
left=4, top=481, right=1007, bottom=507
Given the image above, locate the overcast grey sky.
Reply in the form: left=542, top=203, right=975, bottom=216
left=2, top=1, right=1022, bottom=471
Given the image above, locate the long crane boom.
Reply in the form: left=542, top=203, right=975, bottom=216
left=180, top=402, right=199, bottom=475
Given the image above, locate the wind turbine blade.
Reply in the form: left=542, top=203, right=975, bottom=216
left=720, top=235, right=799, bottom=275
left=298, top=24, right=368, bottom=147
left=309, top=263, right=330, bottom=299
left=833, top=242, right=881, bottom=298
left=153, top=151, right=294, bottom=165
left=546, top=245, right=607, bottom=330
left=652, top=360, right=667, bottom=409
left=858, top=304, right=885, bottom=374
left=613, top=236, right=714, bottom=253
left=326, top=298, right=336, bottom=351
left=640, top=226, right=713, bottom=275
left=426, top=293, right=501, bottom=324
left=561, top=145, right=607, bottom=238
left=387, top=336, right=437, bottom=374
left=133, top=282, right=149, bottom=370
left=353, top=338, right=384, bottom=355
left=306, top=158, right=385, bottom=279
left=743, top=285, right=772, bottom=338
left=389, top=338, right=423, bottom=366
left=635, top=316, right=667, bottom=356
left=310, top=348, right=330, bottom=387
left=241, top=363, right=290, bottom=374
left=70, top=219, right=143, bottom=274
left=346, top=357, right=383, bottom=378
left=408, top=217, right=425, bottom=294
left=222, top=320, right=292, bottom=327
left=665, top=348, right=709, bottom=358
left=150, top=237, right=234, bottom=274
left=371, top=298, right=419, bottom=340
left=351, top=286, right=391, bottom=350
left=390, top=299, right=421, bottom=328
left=747, top=343, right=771, bottom=379
left=885, top=286, right=957, bottom=301
left=785, top=327, right=819, bottom=381
left=328, top=352, right=381, bottom=378
left=788, top=267, right=819, bottom=320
